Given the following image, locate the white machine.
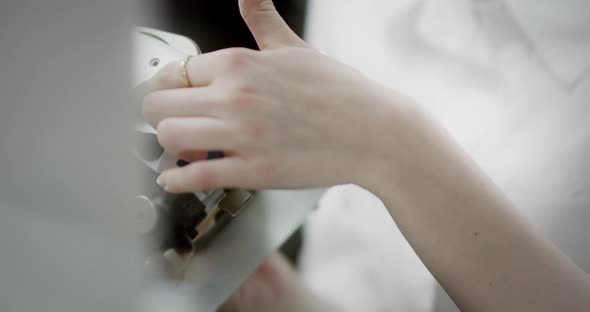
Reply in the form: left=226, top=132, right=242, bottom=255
left=133, top=28, right=324, bottom=311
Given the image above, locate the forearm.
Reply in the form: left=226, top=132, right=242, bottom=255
left=362, top=100, right=590, bottom=311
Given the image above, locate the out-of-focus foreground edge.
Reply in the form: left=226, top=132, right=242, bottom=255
left=182, top=188, right=325, bottom=311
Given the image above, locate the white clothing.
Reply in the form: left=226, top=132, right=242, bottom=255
left=300, top=1, right=590, bottom=311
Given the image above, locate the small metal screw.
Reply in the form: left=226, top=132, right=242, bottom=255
left=149, top=58, right=160, bottom=67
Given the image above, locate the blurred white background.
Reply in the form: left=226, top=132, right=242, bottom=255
left=301, top=0, right=590, bottom=311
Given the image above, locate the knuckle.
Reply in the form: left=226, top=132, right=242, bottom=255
left=222, top=48, right=255, bottom=72
left=241, top=0, right=276, bottom=21
left=256, top=0, right=276, bottom=12
left=234, top=80, right=259, bottom=96
left=226, top=81, right=260, bottom=112
left=156, top=62, right=180, bottom=87
left=156, top=119, right=180, bottom=151
left=243, top=123, right=269, bottom=142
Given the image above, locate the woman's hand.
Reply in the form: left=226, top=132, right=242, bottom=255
left=139, top=0, right=410, bottom=193
left=138, top=1, right=590, bottom=311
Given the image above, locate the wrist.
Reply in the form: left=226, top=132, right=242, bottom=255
left=351, top=88, right=428, bottom=195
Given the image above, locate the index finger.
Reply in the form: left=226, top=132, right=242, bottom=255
left=136, top=52, right=220, bottom=96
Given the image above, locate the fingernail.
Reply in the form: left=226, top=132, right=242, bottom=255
left=156, top=174, right=168, bottom=190
left=207, top=151, right=225, bottom=160
left=176, top=159, right=190, bottom=167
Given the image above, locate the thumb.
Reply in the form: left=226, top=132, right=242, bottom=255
left=239, top=0, right=307, bottom=50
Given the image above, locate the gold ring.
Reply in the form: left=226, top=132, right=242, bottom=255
left=178, top=55, right=193, bottom=88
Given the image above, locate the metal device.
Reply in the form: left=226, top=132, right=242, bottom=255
left=134, top=27, right=258, bottom=278
left=134, top=27, right=324, bottom=310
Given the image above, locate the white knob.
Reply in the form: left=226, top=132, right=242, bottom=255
left=135, top=195, right=158, bottom=235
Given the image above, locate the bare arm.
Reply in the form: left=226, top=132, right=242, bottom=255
left=142, top=0, right=590, bottom=310
left=363, top=104, right=590, bottom=311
